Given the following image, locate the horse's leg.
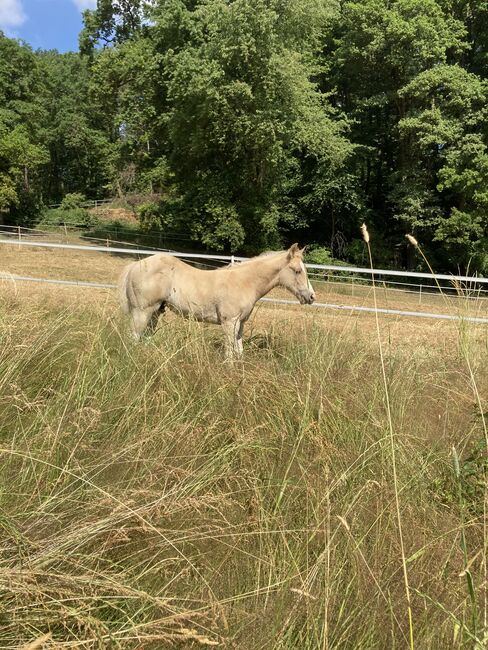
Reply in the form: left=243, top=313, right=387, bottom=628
left=145, top=302, right=167, bottom=335
left=236, top=321, right=245, bottom=357
left=222, top=319, right=241, bottom=361
left=130, top=306, right=159, bottom=340
left=147, top=311, right=160, bottom=335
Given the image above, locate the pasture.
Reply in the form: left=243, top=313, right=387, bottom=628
left=1, top=241, right=488, bottom=648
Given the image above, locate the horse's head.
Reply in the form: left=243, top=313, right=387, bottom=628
left=279, top=243, right=315, bottom=305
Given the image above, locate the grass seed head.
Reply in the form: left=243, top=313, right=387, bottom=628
left=406, top=234, right=418, bottom=247
left=360, top=223, right=370, bottom=243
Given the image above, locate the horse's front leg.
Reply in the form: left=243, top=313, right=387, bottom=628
left=236, top=321, right=245, bottom=356
left=222, top=319, right=242, bottom=362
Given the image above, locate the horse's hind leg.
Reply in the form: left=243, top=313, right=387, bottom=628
left=147, top=302, right=167, bottom=334
left=147, top=310, right=161, bottom=335
left=130, top=306, right=160, bottom=340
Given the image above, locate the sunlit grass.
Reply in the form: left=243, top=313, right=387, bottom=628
left=0, top=286, right=487, bottom=648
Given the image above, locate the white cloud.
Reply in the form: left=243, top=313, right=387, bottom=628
left=0, top=0, right=27, bottom=29
left=71, top=0, right=97, bottom=9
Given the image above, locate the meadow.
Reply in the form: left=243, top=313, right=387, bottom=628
left=1, top=242, right=488, bottom=649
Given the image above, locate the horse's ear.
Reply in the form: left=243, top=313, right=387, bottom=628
left=288, top=243, right=300, bottom=258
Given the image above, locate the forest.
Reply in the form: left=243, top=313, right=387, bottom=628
left=1, top=0, right=488, bottom=271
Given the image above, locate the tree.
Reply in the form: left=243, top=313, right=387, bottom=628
left=396, top=64, right=488, bottom=269
left=439, top=0, right=488, bottom=76
left=37, top=51, right=114, bottom=201
left=3, top=0, right=488, bottom=270
left=79, top=0, right=149, bottom=54
left=147, top=0, right=354, bottom=250
left=0, top=34, right=49, bottom=222
left=323, top=0, right=468, bottom=260
left=87, top=37, right=168, bottom=197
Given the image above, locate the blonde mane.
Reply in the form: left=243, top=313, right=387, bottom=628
left=223, top=250, right=289, bottom=268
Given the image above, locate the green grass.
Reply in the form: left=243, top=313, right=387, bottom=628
left=0, top=296, right=487, bottom=648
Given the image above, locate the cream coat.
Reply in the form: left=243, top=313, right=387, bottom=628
left=119, top=244, right=315, bottom=359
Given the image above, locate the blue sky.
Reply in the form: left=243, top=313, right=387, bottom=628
left=0, top=0, right=96, bottom=52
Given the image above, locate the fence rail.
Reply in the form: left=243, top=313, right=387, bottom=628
left=1, top=237, right=488, bottom=285
left=0, top=223, right=194, bottom=244
left=4, top=230, right=486, bottom=296
left=46, top=198, right=114, bottom=209
left=2, top=272, right=488, bottom=325
left=2, top=237, right=488, bottom=325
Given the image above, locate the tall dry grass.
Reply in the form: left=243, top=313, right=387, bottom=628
left=0, top=286, right=487, bottom=649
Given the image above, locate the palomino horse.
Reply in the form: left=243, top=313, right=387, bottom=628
left=119, top=244, right=315, bottom=359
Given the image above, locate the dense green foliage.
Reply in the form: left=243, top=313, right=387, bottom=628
left=1, top=0, right=488, bottom=267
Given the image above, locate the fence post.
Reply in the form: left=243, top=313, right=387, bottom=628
left=231, top=255, right=235, bottom=266
left=419, top=284, right=422, bottom=305
left=17, top=225, right=21, bottom=250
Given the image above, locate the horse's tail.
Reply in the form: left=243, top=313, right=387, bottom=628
left=118, top=262, right=134, bottom=315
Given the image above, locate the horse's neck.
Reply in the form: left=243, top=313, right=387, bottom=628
left=242, top=253, right=287, bottom=299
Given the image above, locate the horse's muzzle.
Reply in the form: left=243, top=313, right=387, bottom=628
left=298, top=290, right=315, bottom=305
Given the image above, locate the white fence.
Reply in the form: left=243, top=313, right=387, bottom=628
left=0, top=223, right=194, bottom=247
left=46, top=198, right=114, bottom=209
left=1, top=237, right=488, bottom=325
left=3, top=237, right=488, bottom=281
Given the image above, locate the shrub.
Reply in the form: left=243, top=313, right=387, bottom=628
left=304, top=245, right=336, bottom=265
left=305, top=245, right=350, bottom=267
left=60, top=193, right=87, bottom=210
left=39, top=207, right=98, bottom=227
left=137, top=201, right=162, bottom=230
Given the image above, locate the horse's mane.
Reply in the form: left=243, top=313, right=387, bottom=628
left=222, top=250, right=285, bottom=269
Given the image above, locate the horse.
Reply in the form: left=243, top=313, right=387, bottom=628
left=118, top=243, right=315, bottom=360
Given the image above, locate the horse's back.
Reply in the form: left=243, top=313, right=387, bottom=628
left=120, top=252, right=257, bottom=322
left=121, top=253, right=179, bottom=310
